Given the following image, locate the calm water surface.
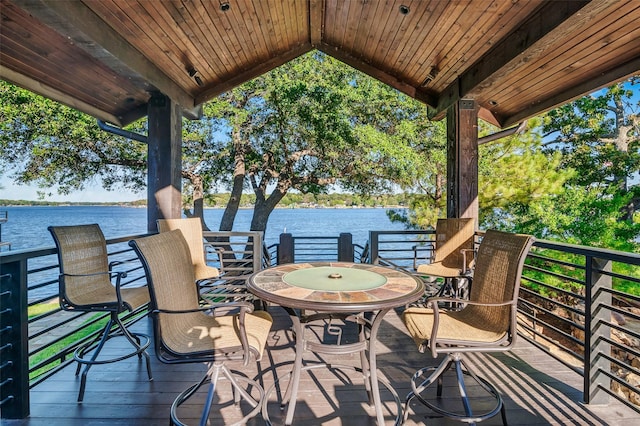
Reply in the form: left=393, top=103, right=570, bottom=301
left=1, top=206, right=406, bottom=251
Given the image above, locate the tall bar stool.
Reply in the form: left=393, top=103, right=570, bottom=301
left=48, top=224, right=152, bottom=401
left=402, top=230, right=534, bottom=424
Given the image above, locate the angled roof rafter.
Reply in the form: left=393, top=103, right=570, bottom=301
left=0, top=0, right=637, bottom=129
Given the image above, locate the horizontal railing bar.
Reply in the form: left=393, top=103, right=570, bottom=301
left=24, top=262, right=58, bottom=276
left=26, top=294, right=59, bottom=309
left=533, top=240, right=640, bottom=264
left=593, top=267, right=640, bottom=283
left=517, top=309, right=585, bottom=348
left=519, top=288, right=585, bottom=317
left=527, top=251, right=586, bottom=271
left=608, top=305, right=640, bottom=324
left=607, top=287, right=640, bottom=304
left=26, top=279, right=59, bottom=293
left=518, top=302, right=585, bottom=334
left=525, top=264, right=585, bottom=286
left=26, top=304, right=63, bottom=326
left=517, top=325, right=585, bottom=367
left=28, top=311, right=109, bottom=358
left=521, top=276, right=586, bottom=301
left=600, top=351, right=640, bottom=378
left=598, top=334, right=640, bottom=359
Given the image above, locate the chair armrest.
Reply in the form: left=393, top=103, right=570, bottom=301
left=152, top=300, right=254, bottom=316
left=60, top=270, right=127, bottom=307
left=460, top=248, right=475, bottom=274
left=412, top=243, right=435, bottom=270
left=109, top=258, right=139, bottom=270
left=426, top=297, right=513, bottom=308
left=204, top=244, right=226, bottom=273
left=62, top=270, right=125, bottom=279
left=425, top=297, right=515, bottom=357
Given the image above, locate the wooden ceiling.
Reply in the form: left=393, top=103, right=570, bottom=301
left=2, top=0, right=639, bottom=128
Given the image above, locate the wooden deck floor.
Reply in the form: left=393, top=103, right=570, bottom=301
left=7, top=306, right=639, bottom=426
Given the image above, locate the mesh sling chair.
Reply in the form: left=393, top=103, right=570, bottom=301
left=416, top=218, right=475, bottom=302
left=402, top=229, right=534, bottom=424
left=48, top=224, right=152, bottom=402
left=157, top=218, right=255, bottom=304
left=129, top=229, right=273, bottom=426
left=157, top=218, right=220, bottom=282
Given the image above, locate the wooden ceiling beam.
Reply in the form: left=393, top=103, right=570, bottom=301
left=0, top=65, right=124, bottom=126
left=20, top=0, right=195, bottom=110
left=309, top=0, right=324, bottom=47
left=432, top=0, right=598, bottom=126
left=195, top=44, right=312, bottom=104
left=501, top=55, right=640, bottom=127
left=317, top=42, right=437, bottom=107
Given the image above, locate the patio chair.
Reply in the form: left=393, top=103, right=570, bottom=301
left=416, top=218, right=475, bottom=302
left=48, top=224, right=152, bottom=402
left=129, top=229, right=273, bottom=426
left=157, top=218, right=220, bottom=282
left=401, top=229, right=534, bottom=424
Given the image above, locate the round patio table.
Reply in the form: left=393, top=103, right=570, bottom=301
left=247, top=261, right=424, bottom=425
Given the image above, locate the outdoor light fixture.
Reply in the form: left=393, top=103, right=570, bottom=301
left=421, top=66, right=439, bottom=87
left=187, top=67, right=203, bottom=87
left=399, top=5, right=410, bottom=15
left=219, top=1, right=230, bottom=12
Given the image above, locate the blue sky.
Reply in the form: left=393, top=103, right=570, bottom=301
left=0, top=179, right=143, bottom=202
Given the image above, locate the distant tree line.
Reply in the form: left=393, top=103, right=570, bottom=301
left=0, top=192, right=409, bottom=208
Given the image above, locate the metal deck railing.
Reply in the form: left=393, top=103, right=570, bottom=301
left=1, top=229, right=639, bottom=419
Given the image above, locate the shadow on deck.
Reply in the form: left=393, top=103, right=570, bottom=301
left=7, top=306, right=639, bottom=426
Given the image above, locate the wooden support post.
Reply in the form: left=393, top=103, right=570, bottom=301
left=147, top=93, right=182, bottom=233
left=278, top=233, right=294, bottom=264
left=338, top=233, right=354, bottom=262
left=368, top=231, right=380, bottom=265
left=446, top=99, right=478, bottom=221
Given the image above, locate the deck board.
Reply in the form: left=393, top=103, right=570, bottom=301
left=7, top=306, right=639, bottom=425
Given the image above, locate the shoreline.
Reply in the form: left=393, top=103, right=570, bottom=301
left=1, top=203, right=407, bottom=209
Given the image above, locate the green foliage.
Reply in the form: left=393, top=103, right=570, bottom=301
left=530, top=80, right=640, bottom=250
left=0, top=81, right=147, bottom=197
left=180, top=52, right=429, bottom=232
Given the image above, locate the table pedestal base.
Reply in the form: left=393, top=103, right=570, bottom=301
left=262, top=362, right=402, bottom=426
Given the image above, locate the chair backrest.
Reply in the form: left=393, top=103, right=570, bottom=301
left=48, top=224, right=114, bottom=308
left=432, top=218, right=475, bottom=269
left=129, top=229, right=201, bottom=343
left=131, top=230, right=270, bottom=365
left=134, top=229, right=260, bottom=357
left=157, top=218, right=219, bottom=281
left=462, top=229, right=534, bottom=334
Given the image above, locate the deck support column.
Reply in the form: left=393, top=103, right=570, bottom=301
left=0, top=257, right=29, bottom=419
left=446, top=99, right=478, bottom=221
left=278, top=233, right=294, bottom=264
left=147, top=93, right=182, bottom=232
left=584, top=256, right=612, bottom=405
left=338, top=233, right=354, bottom=262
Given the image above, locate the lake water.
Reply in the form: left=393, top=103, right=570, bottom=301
left=0, top=206, right=406, bottom=251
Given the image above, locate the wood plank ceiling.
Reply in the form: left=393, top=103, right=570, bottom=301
left=1, top=0, right=639, bottom=128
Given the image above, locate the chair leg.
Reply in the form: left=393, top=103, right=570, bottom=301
left=170, top=362, right=264, bottom=426
left=404, top=353, right=505, bottom=425
left=200, top=365, right=220, bottom=426
left=113, top=314, right=153, bottom=380
left=75, top=316, right=115, bottom=402
left=73, top=312, right=152, bottom=402
left=454, top=356, right=473, bottom=418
